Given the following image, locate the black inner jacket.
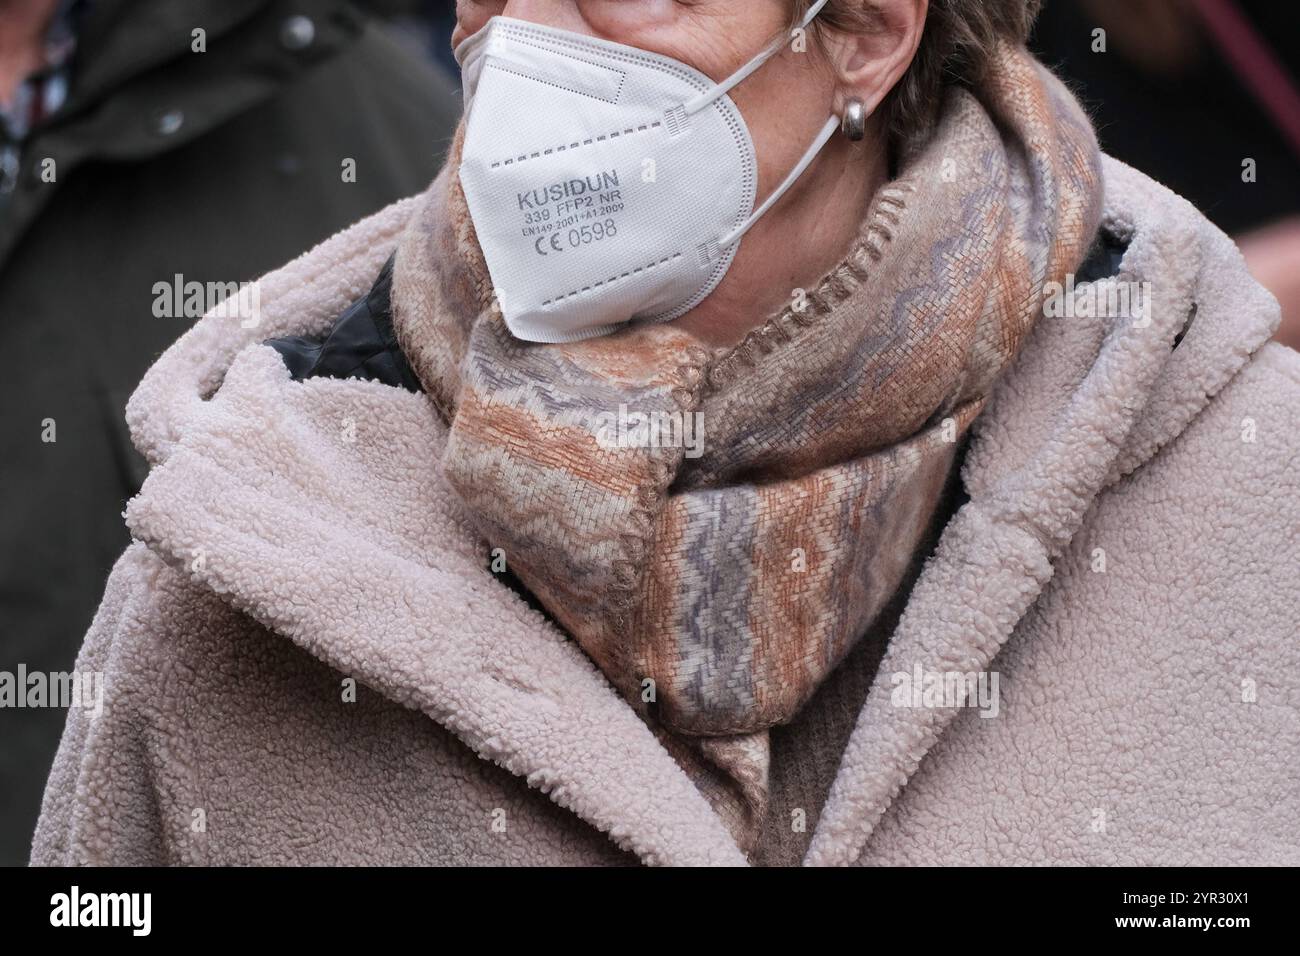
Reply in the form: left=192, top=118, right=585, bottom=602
left=270, top=231, right=1130, bottom=391
left=266, top=229, right=1129, bottom=622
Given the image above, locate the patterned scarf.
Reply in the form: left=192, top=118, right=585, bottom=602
left=391, top=41, right=1102, bottom=846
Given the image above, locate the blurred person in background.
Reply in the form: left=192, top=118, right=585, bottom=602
left=363, top=0, right=460, bottom=76
left=1031, top=0, right=1300, bottom=347
left=0, top=0, right=459, bottom=865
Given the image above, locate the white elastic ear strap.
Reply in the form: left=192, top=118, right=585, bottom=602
left=676, top=0, right=838, bottom=254
left=682, top=0, right=831, bottom=116
left=717, top=116, right=840, bottom=250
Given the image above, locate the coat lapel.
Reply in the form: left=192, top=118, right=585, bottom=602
left=806, top=157, right=1279, bottom=866
left=124, top=210, right=745, bottom=867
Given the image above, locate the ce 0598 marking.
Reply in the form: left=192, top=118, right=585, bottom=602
left=533, top=218, right=619, bottom=256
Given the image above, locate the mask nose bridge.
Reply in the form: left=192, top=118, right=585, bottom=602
left=479, top=36, right=629, bottom=107
left=464, top=2, right=831, bottom=127
left=465, top=36, right=676, bottom=172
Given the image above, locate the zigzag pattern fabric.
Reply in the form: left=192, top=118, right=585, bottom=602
left=391, top=41, right=1102, bottom=844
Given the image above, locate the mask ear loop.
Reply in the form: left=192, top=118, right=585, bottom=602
left=675, top=0, right=842, bottom=263
left=710, top=116, right=840, bottom=258
left=681, top=0, right=832, bottom=117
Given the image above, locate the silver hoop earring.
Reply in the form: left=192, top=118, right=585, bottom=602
left=841, top=98, right=867, bottom=141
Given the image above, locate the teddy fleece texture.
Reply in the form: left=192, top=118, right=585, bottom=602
left=31, top=157, right=1300, bottom=866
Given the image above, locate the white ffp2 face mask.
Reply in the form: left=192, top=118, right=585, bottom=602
left=454, top=0, right=838, bottom=343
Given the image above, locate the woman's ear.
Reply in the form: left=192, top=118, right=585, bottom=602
left=822, top=0, right=928, bottom=117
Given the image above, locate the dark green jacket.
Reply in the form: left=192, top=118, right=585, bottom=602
left=0, top=0, right=459, bottom=864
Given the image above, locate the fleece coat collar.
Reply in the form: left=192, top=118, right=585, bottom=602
left=121, top=156, right=1278, bottom=866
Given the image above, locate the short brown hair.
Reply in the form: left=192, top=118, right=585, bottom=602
left=791, top=0, right=1043, bottom=152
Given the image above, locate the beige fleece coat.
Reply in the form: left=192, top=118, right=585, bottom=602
left=31, top=157, right=1300, bottom=866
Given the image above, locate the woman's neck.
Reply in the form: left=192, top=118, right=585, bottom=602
left=672, top=133, right=888, bottom=349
